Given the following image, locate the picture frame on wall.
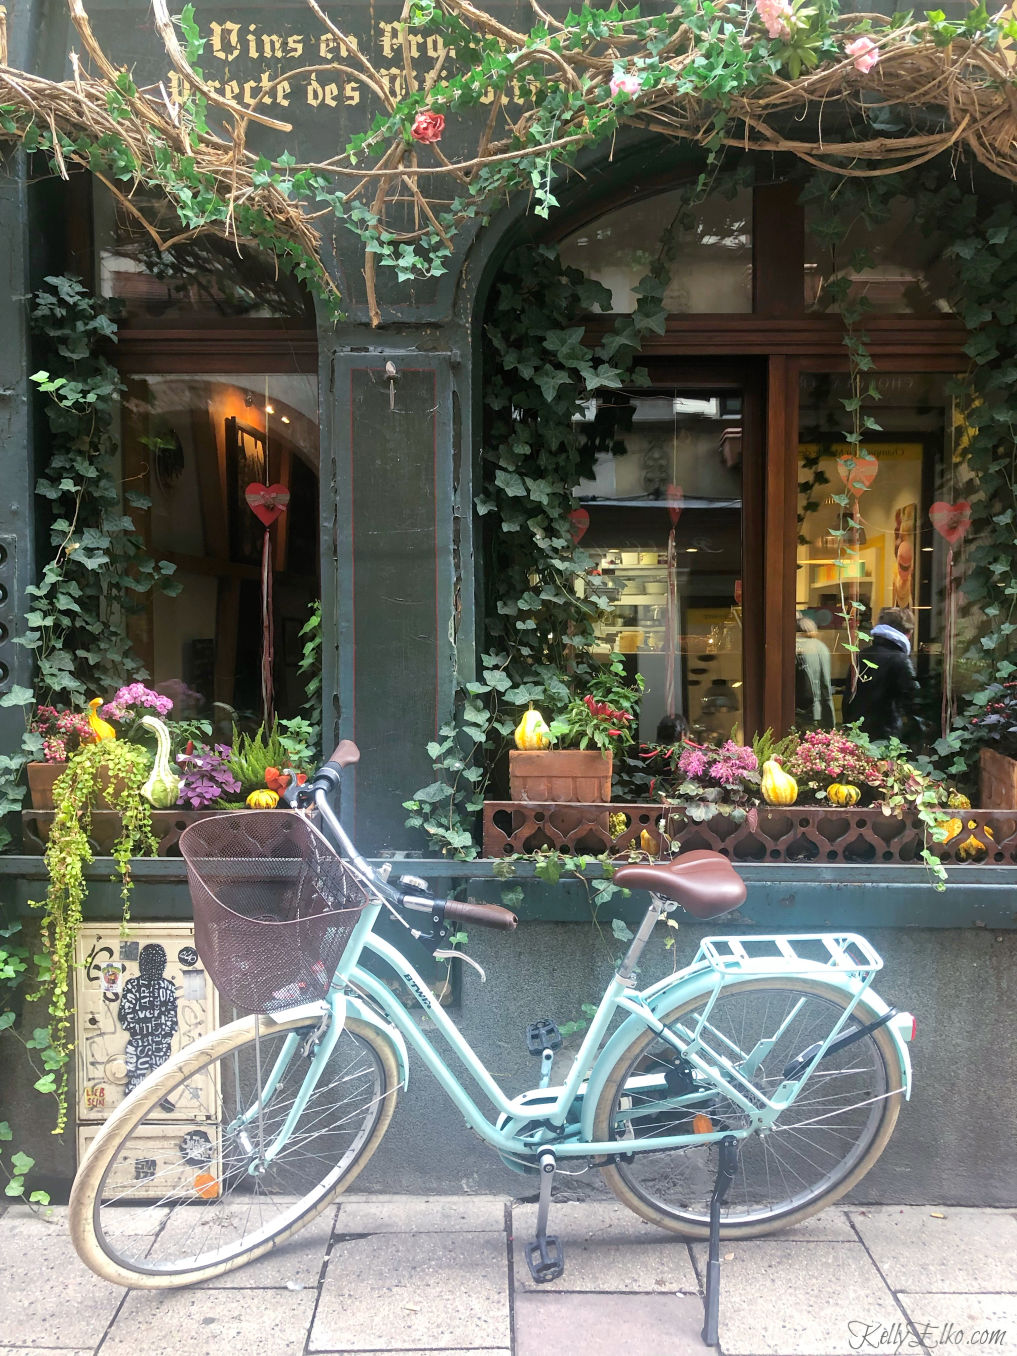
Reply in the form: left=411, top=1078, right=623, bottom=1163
left=225, top=415, right=267, bottom=565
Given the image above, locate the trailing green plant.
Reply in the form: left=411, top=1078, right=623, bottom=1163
left=0, top=916, right=52, bottom=1204
left=31, top=738, right=157, bottom=1130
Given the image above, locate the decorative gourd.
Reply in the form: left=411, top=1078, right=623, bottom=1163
left=139, top=715, right=181, bottom=808
left=246, top=788, right=280, bottom=809
left=760, top=759, right=797, bottom=806
left=940, top=817, right=963, bottom=843
left=947, top=791, right=971, bottom=809
left=827, top=782, right=861, bottom=807
left=87, top=697, right=117, bottom=742
left=514, top=707, right=551, bottom=751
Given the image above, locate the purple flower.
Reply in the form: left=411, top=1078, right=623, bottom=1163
left=101, top=683, right=174, bottom=723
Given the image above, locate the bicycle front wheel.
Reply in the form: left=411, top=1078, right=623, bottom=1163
left=70, top=1011, right=400, bottom=1288
left=593, top=978, right=903, bottom=1239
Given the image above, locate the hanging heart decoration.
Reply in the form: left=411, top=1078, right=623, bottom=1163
left=928, top=500, right=972, bottom=546
left=836, top=451, right=879, bottom=495
left=569, top=507, right=590, bottom=543
left=666, top=482, right=684, bottom=526
left=245, top=482, right=290, bottom=527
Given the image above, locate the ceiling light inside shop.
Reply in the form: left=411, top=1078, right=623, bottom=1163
left=265, top=403, right=275, bottom=414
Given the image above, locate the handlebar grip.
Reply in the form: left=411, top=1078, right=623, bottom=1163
left=444, top=900, right=518, bottom=932
left=327, top=740, right=360, bottom=768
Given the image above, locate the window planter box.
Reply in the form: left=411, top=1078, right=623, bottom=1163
left=21, top=809, right=226, bottom=857
left=508, top=749, right=612, bottom=802
left=980, top=748, right=1017, bottom=810
left=482, top=801, right=1017, bottom=866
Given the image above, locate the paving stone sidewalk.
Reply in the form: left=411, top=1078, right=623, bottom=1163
left=1, top=1197, right=1016, bottom=1356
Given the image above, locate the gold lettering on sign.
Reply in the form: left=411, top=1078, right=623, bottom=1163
left=168, top=16, right=526, bottom=120
left=209, top=21, right=240, bottom=61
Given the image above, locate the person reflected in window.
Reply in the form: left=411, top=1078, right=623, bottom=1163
left=842, top=606, right=920, bottom=741
left=795, top=615, right=834, bottom=729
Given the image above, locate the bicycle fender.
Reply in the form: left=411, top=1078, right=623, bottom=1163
left=346, top=992, right=411, bottom=1090
left=580, top=970, right=911, bottom=1141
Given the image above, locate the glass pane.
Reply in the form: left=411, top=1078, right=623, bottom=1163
left=95, top=185, right=316, bottom=323
left=805, top=197, right=956, bottom=315
left=577, top=387, right=744, bottom=743
left=558, top=187, right=752, bottom=314
left=796, top=372, right=962, bottom=744
left=123, top=373, right=319, bottom=734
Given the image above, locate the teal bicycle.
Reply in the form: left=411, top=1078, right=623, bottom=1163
left=69, top=741, right=914, bottom=1295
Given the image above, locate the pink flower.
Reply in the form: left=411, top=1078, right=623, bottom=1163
left=609, top=72, right=642, bottom=98
left=845, top=36, right=880, bottom=73
left=410, top=110, right=445, bottom=144
left=755, top=0, right=793, bottom=40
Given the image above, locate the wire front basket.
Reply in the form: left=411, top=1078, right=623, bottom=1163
left=179, top=811, right=370, bottom=1013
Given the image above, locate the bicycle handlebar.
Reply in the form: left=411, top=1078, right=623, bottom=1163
left=327, top=740, right=360, bottom=768
left=443, top=900, right=518, bottom=932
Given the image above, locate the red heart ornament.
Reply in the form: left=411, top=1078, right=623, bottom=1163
left=245, top=482, right=290, bottom=527
left=666, top=482, right=684, bottom=527
left=569, top=508, right=590, bottom=543
left=836, top=452, right=879, bottom=495
left=929, top=500, right=971, bottom=546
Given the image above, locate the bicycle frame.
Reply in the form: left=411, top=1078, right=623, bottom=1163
left=243, top=787, right=913, bottom=1168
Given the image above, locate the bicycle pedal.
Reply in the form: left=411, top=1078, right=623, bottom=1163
left=524, top=1234, right=565, bottom=1283
left=526, top=1020, right=562, bottom=1055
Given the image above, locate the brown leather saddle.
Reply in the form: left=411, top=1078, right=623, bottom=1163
left=613, top=849, right=746, bottom=920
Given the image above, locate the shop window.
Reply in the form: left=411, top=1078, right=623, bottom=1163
left=575, top=385, right=746, bottom=744
left=804, top=197, right=955, bottom=315
left=795, top=372, right=970, bottom=738
left=95, top=186, right=315, bottom=323
left=122, top=372, right=319, bottom=732
left=558, top=186, right=752, bottom=314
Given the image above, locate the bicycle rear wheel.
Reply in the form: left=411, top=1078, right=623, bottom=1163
left=70, top=1011, right=400, bottom=1287
left=593, top=977, right=903, bottom=1238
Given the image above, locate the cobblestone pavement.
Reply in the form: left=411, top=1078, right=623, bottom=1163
left=2, top=1197, right=1016, bottom=1356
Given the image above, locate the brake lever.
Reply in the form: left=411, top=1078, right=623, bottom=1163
left=434, top=949, right=486, bottom=983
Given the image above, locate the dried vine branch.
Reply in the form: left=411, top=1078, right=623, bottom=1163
left=1, top=0, right=1017, bottom=317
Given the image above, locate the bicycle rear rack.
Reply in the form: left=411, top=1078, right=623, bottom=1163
left=694, top=932, right=883, bottom=977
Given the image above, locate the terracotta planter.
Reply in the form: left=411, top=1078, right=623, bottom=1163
left=26, top=759, right=127, bottom=810
left=508, top=748, right=612, bottom=803
left=980, top=747, right=1017, bottom=810
left=26, top=761, right=68, bottom=810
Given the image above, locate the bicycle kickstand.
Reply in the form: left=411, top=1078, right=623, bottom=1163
left=702, top=1135, right=739, bottom=1348
left=524, top=1148, right=565, bottom=1283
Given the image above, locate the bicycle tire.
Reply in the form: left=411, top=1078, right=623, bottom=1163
left=592, top=977, right=903, bottom=1239
left=69, top=1011, right=400, bottom=1288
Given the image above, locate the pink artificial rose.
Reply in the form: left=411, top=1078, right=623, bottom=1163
left=845, top=36, right=880, bottom=73
left=609, top=72, right=642, bottom=98
left=411, top=110, right=445, bottom=144
left=755, top=0, right=793, bottom=40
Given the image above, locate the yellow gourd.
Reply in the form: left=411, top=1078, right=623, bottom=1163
left=246, top=788, right=280, bottom=809
left=514, top=707, right=551, bottom=751
left=947, top=791, right=971, bottom=809
left=87, top=697, right=117, bottom=742
left=827, top=782, right=861, bottom=807
left=760, top=759, right=797, bottom=806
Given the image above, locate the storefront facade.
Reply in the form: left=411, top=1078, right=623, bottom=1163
left=1, top=0, right=1016, bottom=1198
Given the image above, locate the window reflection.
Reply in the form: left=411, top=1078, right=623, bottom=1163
left=559, top=187, right=752, bottom=314
left=804, top=197, right=956, bottom=315
left=575, top=387, right=744, bottom=742
left=123, top=373, right=319, bottom=734
left=796, top=373, right=964, bottom=741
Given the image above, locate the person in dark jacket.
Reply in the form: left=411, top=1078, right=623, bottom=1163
left=842, top=607, right=920, bottom=741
